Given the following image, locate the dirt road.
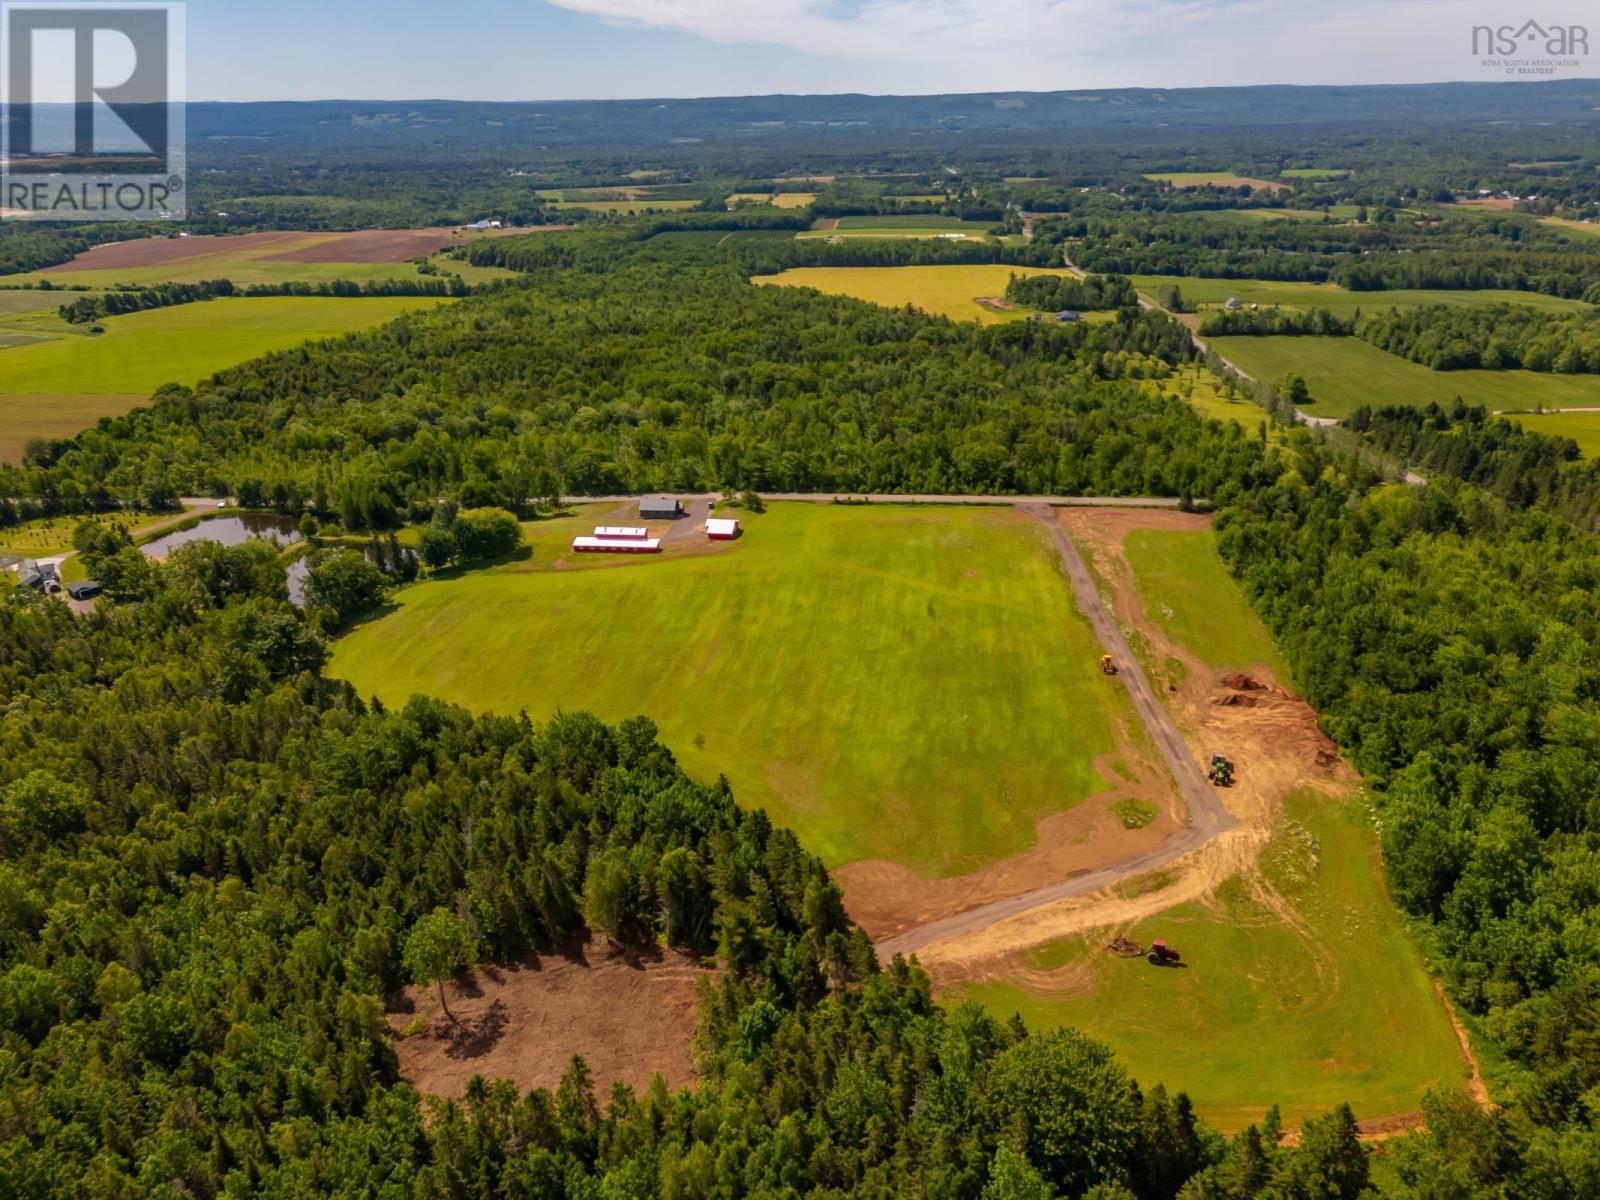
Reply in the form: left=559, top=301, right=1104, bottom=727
left=877, top=507, right=1236, bottom=959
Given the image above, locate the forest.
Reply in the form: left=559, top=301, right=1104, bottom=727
left=0, top=263, right=1250, bottom=527
left=1003, top=272, right=1138, bottom=312
left=1355, top=303, right=1600, bottom=373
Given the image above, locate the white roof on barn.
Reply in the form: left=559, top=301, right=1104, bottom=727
left=572, top=536, right=660, bottom=551
left=594, top=526, right=648, bottom=538
left=706, top=518, right=740, bottom=536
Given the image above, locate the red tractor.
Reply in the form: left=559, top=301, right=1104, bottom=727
left=1146, top=940, right=1181, bottom=966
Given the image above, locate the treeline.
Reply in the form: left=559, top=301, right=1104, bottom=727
left=56, top=275, right=472, bottom=323
left=1004, top=271, right=1138, bottom=311
left=1047, top=209, right=1600, bottom=297
left=0, top=265, right=1261, bottom=526
left=1356, top=302, right=1600, bottom=372
left=1343, top=402, right=1600, bottom=519
left=1198, top=307, right=1352, bottom=336
left=1216, top=459, right=1600, bottom=1185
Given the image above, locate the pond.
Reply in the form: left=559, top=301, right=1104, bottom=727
left=286, top=541, right=418, bottom=607
left=137, top=514, right=414, bottom=608
left=139, top=514, right=303, bottom=559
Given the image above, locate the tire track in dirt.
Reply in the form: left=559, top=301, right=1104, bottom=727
left=877, top=506, right=1236, bottom=959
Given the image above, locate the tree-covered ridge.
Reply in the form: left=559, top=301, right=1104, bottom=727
left=0, top=265, right=1269, bottom=527
left=1356, top=302, right=1600, bottom=373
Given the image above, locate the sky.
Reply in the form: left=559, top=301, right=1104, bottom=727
left=118, top=1, right=1600, bottom=100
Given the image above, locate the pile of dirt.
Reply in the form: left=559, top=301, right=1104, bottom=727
left=1106, top=936, right=1145, bottom=957
left=387, top=939, right=710, bottom=1100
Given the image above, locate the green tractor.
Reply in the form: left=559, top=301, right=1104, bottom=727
left=1208, top=754, right=1234, bottom=787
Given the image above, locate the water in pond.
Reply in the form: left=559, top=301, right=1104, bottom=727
left=136, top=515, right=414, bottom=609
left=139, top=514, right=303, bottom=558
left=286, top=542, right=417, bottom=607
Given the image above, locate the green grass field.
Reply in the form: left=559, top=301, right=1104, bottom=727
left=1208, top=336, right=1600, bottom=419
left=952, top=522, right=1467, bottom=1128
left=1279, top=168, right=1349, bottom=179
left=1156, top=364, right=1274, bottom=443
left=0, top=296, right=450, bottom=463
left=1135, top=275, right=1588, bottom=316
left=1500, top=409, right=1600, bottom=457
left=954, top=791, right=1468, bottom=1130
left=1143, top=172, right=1285, bottom=191
left=754, top=264, right=1107, bottom=324
left=0, top=508, right=174, bottom=557
left=330, top=503, right=1136, bottom=877
left=5, top=249, right=429, bottom=290
left=0, top=296, right=449, bottom=396
left=1125, top=528, right=1289, bottom=676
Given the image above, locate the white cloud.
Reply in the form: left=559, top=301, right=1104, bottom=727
left=542, top=0, right=1582, bottom=89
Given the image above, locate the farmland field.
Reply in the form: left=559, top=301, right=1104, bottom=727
left=1501, top=409, right=1600, bottom=457
left=1144, top=172, right=1285, bottom=191
left=2, top=229, right=502, bottom=288
left=1135, top=275, right=1589, bottom=315
left=955, top=792, right=1468, bottom=1130
left=1278, top=168, right=1349, bottom=179
left=330, top=503, right=1138, bottom=877
left=796, top=214, right=994, bottom=240
left=0, top=296, right=450, bottom=461
left=754, top=264, right=1107, bottom=323
left=1208, top=335, right=1600, bottom=418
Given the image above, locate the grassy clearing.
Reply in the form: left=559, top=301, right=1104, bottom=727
left=1539, top=216, right=1600, bottom=237
left=1500, top=409, right=1600, bottom=457
left=0, top=394, right=145, bottom=465
left=1144, top=172, right=1286, bottom=191
left=1134, top=275, right=1588, bottom=316
left=1208, top=336, right=1600, bottom=419
left=0, top=296, right=448, bottom=397
left=1194, top=209, right=1330, bottom=224
left=1124, top=528, right=1289, bottom=676
left=330, top=503, right=1134, bottom=877
left=771, top=192, right=816, bottom=209
left=1156, top=364, right=1274, bottom=442
left=753, top=264, right=1094, bottom=324
left=4, top=239, right=435, bottom=289
left=1279, top=168, right=1349, bottom=179
left=954, top=791, right=1469, bottom=1130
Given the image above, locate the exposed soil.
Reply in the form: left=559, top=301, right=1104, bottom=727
left=43, top=231, right=315, bottom=272
left=264, top=226, right=534, bottom=263
left=891, top=506, right=1352, bottom=976
left=838, top=745, right=1183, bottom=941
left=39, top=225, right=546, bottom=273
left=387, top=939, right=710, bottom=1100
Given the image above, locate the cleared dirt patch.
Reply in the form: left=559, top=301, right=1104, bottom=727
left=388, top=940, right=710, bottom=1099
left=42, top=231, right=319, bottom=273
left=264, top=226, right=531, bottom=263
left=838, top=745, right=1182, bottom=941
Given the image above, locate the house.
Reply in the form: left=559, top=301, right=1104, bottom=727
left=706, top=518, right=741, bottom=540
left=1054, top=310, right=1081, bottom=323
left=1224, top=297, right=1242, bottom=311
left=467, top=218, right=504, bottom=231
left=639, top=495, right=683, bottom=519
left=572, top=535, right=661, bottom=554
